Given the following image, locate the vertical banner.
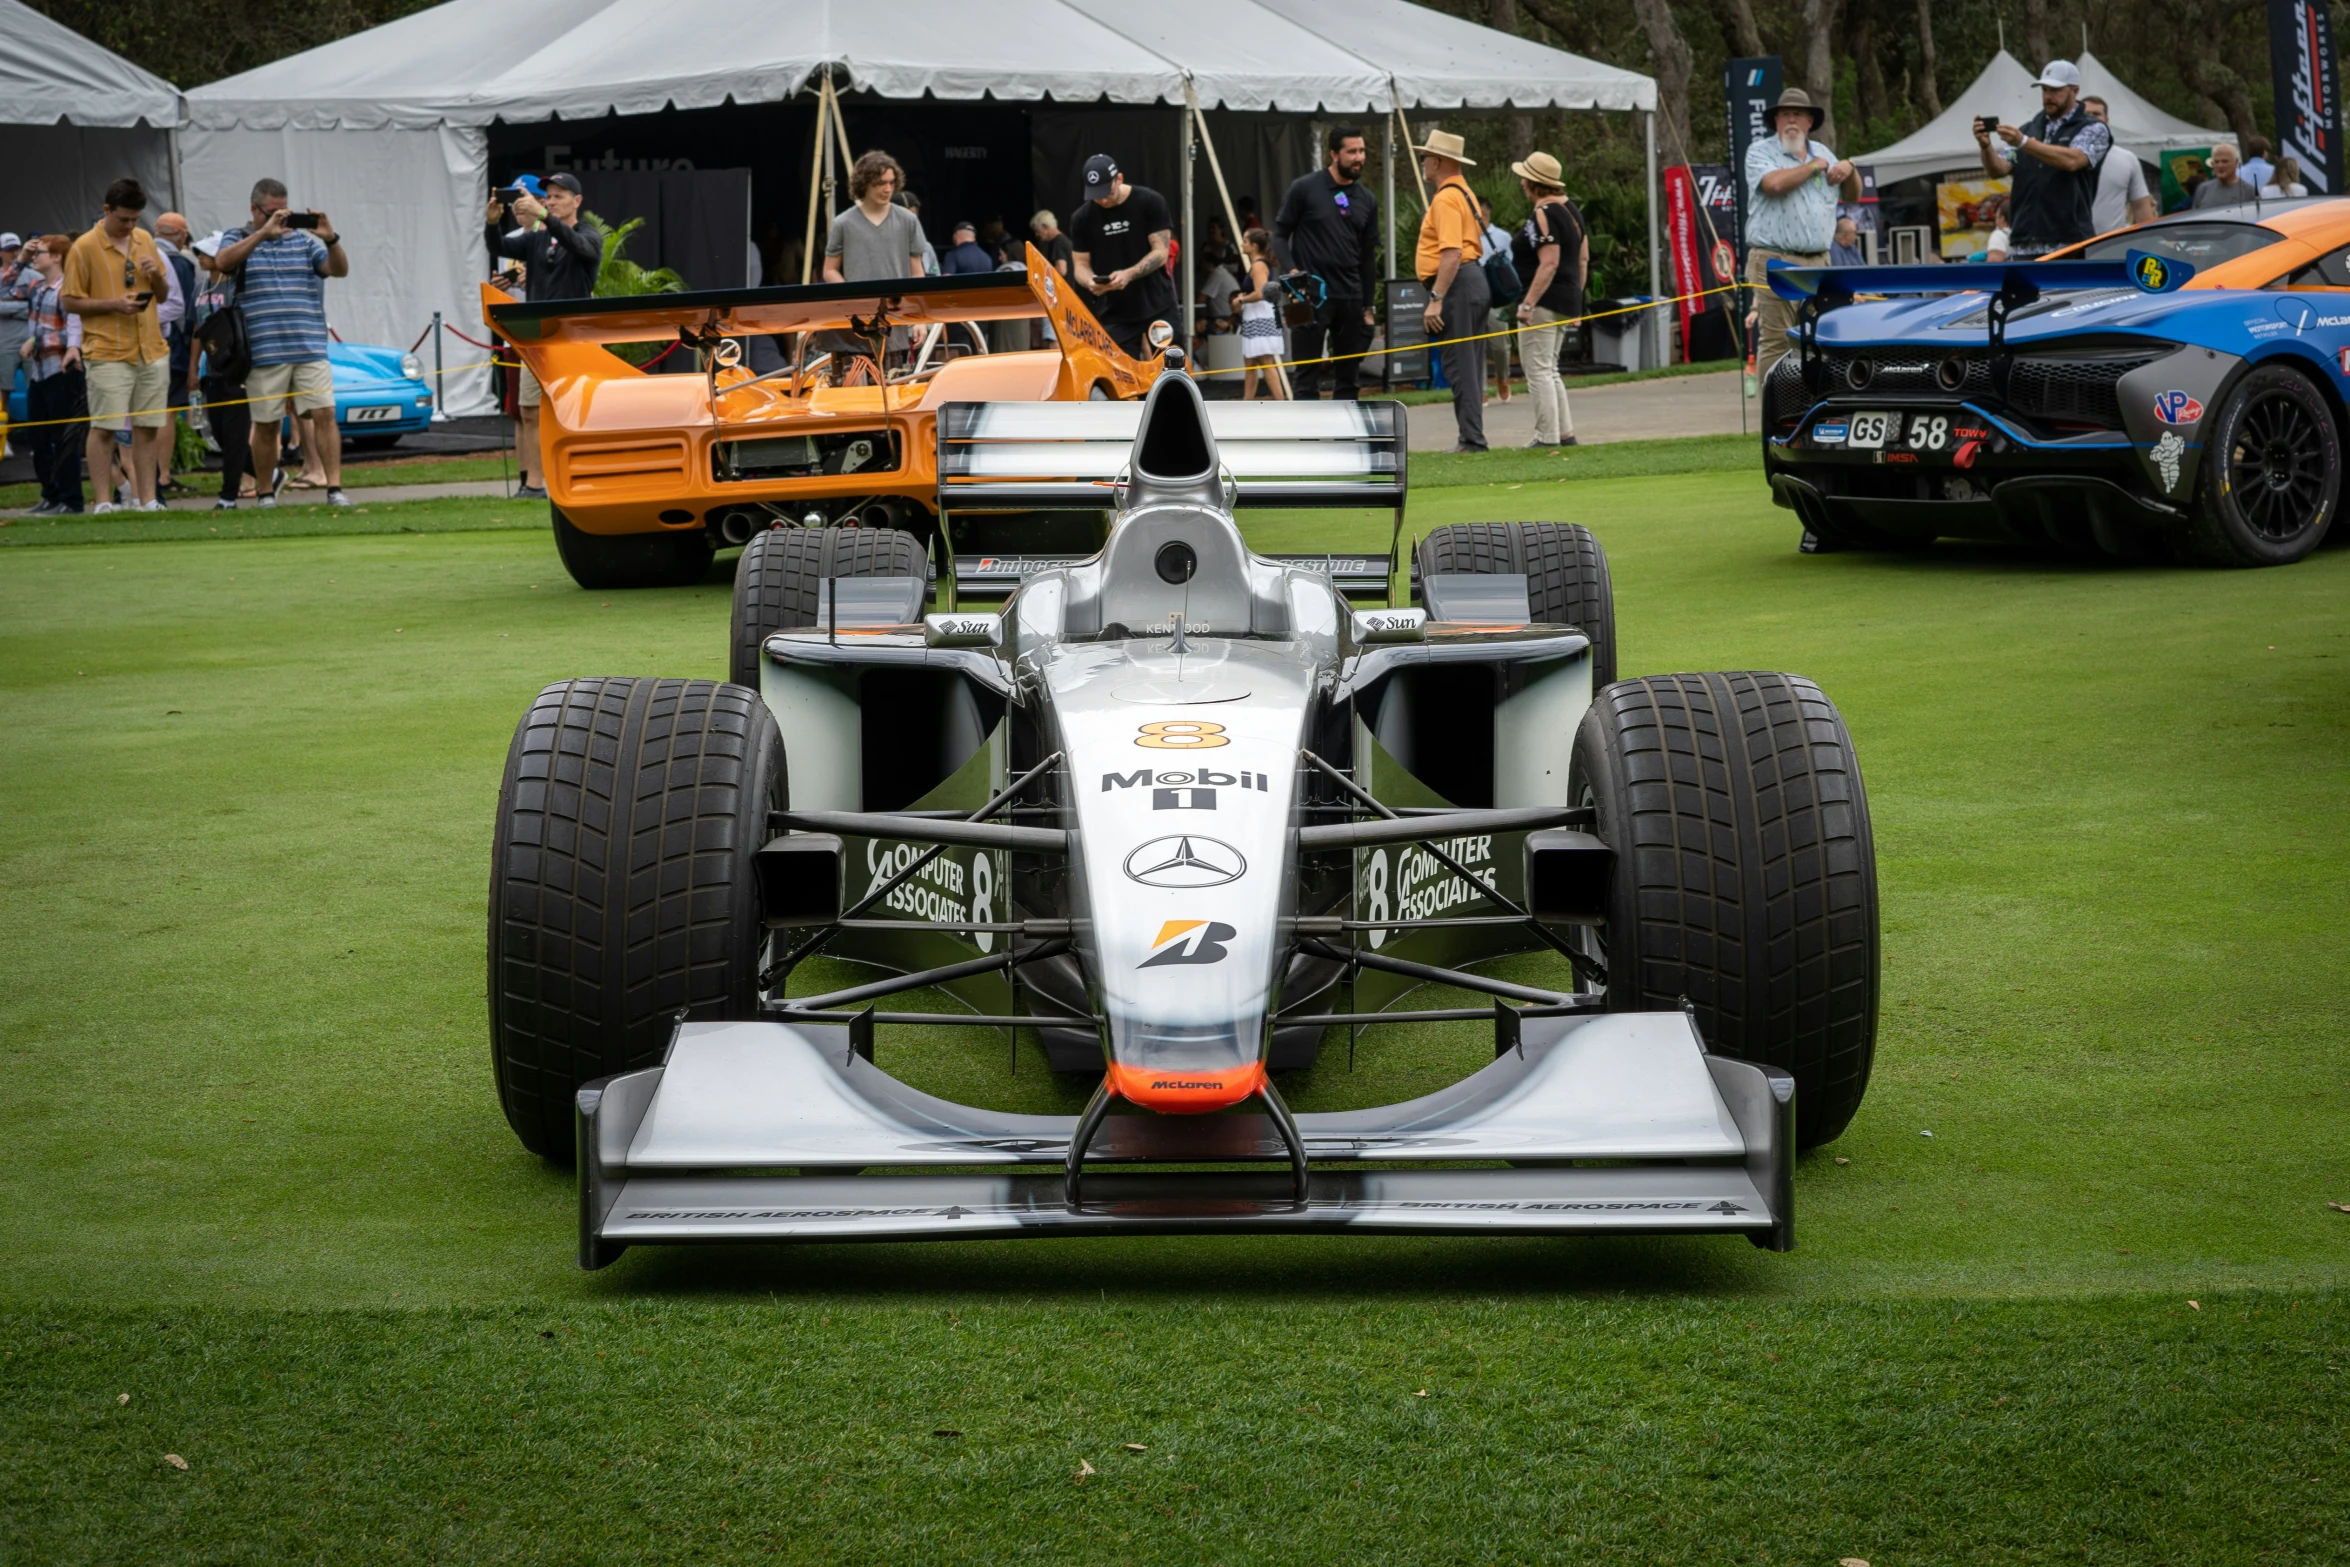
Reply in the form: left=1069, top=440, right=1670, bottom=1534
left=2269, top=0, right=2340, bottom=195
left=1723, top=55, right=1784, bottom=262
left=1664, top=164, right=1703, bottom=361
left=1692, top=163, right=1740, bottom=286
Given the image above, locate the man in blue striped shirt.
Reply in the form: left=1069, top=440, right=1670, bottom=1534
left=215, top=178, right=352, bottom=507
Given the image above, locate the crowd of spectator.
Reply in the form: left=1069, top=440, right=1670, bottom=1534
left=6, top=170, right=351, bottom=515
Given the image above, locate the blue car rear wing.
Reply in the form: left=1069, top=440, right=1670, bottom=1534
left=1766, top=251, right=2197, bottom=304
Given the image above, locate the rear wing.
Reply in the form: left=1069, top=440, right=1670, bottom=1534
left=488, top=270, right=1040, bottom=346
left=936, top=399, right=1407, bottom=512
left=1766, top=251, right=2197, bottom=305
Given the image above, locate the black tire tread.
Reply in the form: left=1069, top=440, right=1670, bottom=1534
left=729, top=526, right=927, bottom=687
left=487, top=677, right=781, bottom=1159
left=1417, top=521, right=1617, bottom=686
left=1577, top=671, right=1878, bottom=1147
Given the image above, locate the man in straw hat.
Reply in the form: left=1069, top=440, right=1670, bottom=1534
left=1412, top=127, right=1490, bottom=452
left=1508, top=149, right=1588, bottom=448
left=1742, top=88, right=1859, bottom=373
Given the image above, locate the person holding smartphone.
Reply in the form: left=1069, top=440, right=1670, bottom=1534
left=214, top=177, right=352, bottom=507
left=486, top=172, right=602, bottom=500
left=59, top=178, right=172, bottom=512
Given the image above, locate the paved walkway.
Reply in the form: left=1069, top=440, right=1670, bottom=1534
left=3, top=479, right=514, bottom=518
left=1404, top=369, right=1750, bottom=450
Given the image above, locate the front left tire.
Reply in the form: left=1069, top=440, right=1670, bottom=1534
left=488, top=678, right=783, bottom=1160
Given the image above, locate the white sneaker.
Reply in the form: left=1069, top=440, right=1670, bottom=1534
left=141, top=500, right=166, bottom=512
left=327, top=488, right=353, bottom=507
left=93, top=501, right=120, bottom=514
left=259, top=496, right=277, bottom=509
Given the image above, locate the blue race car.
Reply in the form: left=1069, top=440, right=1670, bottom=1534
left=7, top=339, right=434, bottom=448
left=328, top=340, right=435, bottom=448
left=1761, top=201, right=2350, bottom=567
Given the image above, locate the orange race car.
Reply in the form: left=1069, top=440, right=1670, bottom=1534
left=483, top=244, right=1166, bottom=588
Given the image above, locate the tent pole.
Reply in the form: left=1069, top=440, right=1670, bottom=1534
left=801, top=76, right=829, bottom=283
left=829, top=67, right=854, bottom=174
left=1645, top=109, right=1662, bottom=369
left=1392, top=84, right=1429, bottom=207
left=1184, top=79, right=1286, bottom=397
left=1383, top=116, right=1396, bottom=284
left=1180, top=103, right=1195, bottom=353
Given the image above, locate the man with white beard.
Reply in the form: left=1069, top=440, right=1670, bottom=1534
left=1741, top=88, right=1859, bottom=372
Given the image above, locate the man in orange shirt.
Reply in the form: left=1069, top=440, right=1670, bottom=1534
left=60, top=177, right=171, bottom=511
left=1413, top=129, right=1488, bottom=452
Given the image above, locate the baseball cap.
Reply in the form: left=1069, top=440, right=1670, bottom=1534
left=1082, top=154, right=1120, bottom=193
left=544, top=171, right=583, bottom=195
left=953, top=220, right=977, bottom=237
left=2033, top=60, right=2081, bottom=89
left=512, top=174, right=546, bottom=198
left=194, top=230, right=226, bottom=257
left=0, top=232, right=19, bottom=249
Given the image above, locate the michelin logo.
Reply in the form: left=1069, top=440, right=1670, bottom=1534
left=2152, top=431, right=2186, bottom=493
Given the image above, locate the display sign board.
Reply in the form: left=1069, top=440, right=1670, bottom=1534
left=2268, top=0, right=2340, bottom=195
left=1723, top=55, right=1785, bottom=263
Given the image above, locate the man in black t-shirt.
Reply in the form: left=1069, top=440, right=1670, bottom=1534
left=1068, top=154, right=1176, bottom=361
left=1275, top=125, right=1381, bottom=399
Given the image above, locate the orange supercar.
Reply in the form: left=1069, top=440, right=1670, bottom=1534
left=484, top=243, right=1164, bottom=589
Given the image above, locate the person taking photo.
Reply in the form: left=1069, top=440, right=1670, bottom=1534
left=487, top=172, right=602, bottom=500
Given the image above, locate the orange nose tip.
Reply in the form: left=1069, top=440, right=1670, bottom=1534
left=1106, top=1061, right=1267, bottom=1114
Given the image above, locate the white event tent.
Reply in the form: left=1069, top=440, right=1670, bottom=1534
left=1858, top=50, right=2226, bottom=189
left=1, top=0, right=184, bottom=236
left=183, top=0, right=1658, bottom=416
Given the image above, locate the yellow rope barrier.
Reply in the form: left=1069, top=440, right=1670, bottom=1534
left=1190, top=281, right=1746, bottom=379
left=8, top=281, right=1748, bottom=431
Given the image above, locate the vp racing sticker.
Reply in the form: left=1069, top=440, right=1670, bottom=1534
left=2154, top=390, right=2205, bottom=424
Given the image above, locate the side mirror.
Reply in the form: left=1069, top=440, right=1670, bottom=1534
left=1146, top=319, right=1176, bottom=352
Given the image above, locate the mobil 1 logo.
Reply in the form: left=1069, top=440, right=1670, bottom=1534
left=1100, top=767, right=1274, bottom=811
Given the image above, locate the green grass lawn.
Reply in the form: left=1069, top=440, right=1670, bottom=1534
left=3, top=460, right=2348, bottom=1559
left=0, top=451, right=519, bottom=512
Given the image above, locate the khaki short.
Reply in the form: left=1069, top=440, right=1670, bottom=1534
left=247, top=359, right=336, bottom=421
left=86, top=357, right=172, bottom=431
left=518, top=365, right=542, bottom=409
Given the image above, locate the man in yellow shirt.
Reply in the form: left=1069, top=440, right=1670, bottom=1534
left=61, top=177, right=170, bottom=511
left=1412, top=129, right=1489, bottom=452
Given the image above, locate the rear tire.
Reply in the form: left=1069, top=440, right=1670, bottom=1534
left=551, top=504, right=714, bottom=590
left=487, top=678, right=783, bottom=1160
left=1416, top=521, right=1616, bottom=687
left=728, top=525, right=928, bottom=688
left=1571, top=672, right=1879, bottom=1148
left=2183, top=363, right=2339, bottom=567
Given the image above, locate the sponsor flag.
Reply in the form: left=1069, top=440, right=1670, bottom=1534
left=2269, top=0, right=2340, bottom=195
left=1665, top=165, right=1703, bottom=362
left=1723, top=56, right=1784, bottom=264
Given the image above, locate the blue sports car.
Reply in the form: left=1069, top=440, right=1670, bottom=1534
left=6, top=340, right=434, bottom=448
left=1761, top=200, right=2350, bottom=568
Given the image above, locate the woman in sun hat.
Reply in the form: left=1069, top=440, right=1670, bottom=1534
left=1508, top=149, right=1587, bottom=449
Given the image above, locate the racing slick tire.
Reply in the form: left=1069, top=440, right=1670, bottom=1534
left=550, top=504, right=715, bottom=591
left=488, top=677, right=783, bottom=1160
left=1570, top=671, right=1879, bottom=1149
left=1415, top=522, right=1616, bottom=687
left=2182, top=363, right=2341, bottom=567
left=728, top=525, right=929, bottom=688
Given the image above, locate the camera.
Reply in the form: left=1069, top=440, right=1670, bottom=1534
left=493, top=186, right=524, bottom=205
left=282, top=212, right=321, bottom=230
left=1975, top=115, right=2000, bottom=137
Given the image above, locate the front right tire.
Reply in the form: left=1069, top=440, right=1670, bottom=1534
left=487, top=678, right=783, bottom=1160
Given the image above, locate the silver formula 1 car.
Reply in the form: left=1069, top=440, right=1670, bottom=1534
left=486, top=374, right=1880, bottom=1267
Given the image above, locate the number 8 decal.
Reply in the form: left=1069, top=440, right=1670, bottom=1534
left=1136, top=720, right=1229, bottom=749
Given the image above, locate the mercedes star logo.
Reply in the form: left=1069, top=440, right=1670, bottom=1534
left=1122, top=834, right=1247, bottom=889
